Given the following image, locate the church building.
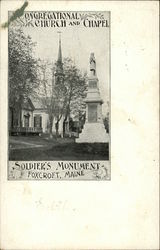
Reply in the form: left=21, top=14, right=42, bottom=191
left=9, top=34, right=70, bottom=136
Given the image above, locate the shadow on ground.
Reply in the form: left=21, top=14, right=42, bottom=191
left=9, top=136, right=109, bottom=161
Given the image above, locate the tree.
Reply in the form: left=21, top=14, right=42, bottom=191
left=62, top=58, right=87, bottom=136
left=103, top=104, right=109, bottom=133
left=9, top=26, right=38, bottom=127
left=37, top=58, right=87, bottom=138
left=54, top=67, right=67, bottom=137
left=37, top=60, right=56, bottom=138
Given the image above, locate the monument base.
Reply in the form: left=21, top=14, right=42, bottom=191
left=76, top=123, right=109, bottom=143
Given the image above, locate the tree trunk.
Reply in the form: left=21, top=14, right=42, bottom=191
left=63, top=105, right=70, bottom=137
left=55, top=121, right=59, bottom=137
left=11, top=108, right=14, bottom=128
left=63, top=116, right=68, bottom=137
left=49, top=117, right=53, bottom=138
left=63, top=120, right=66, bottom=138
left=19, top=96, right=23, bottom=128
left=19, top=107, right=22, bottom=127
left=49, top=127, right=53, bottom=138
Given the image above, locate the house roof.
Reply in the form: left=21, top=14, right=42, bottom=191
left=31, top=97, right=47, bottom=110
left=21, top=98, right=34, bottom=111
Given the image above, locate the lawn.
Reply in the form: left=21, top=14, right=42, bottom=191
left=9, top=135, right=109, bottom=160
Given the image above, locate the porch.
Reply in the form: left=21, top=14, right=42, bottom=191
left=10, top=127, right=42, bottom=136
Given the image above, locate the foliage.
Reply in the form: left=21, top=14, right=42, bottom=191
left=63, top=58, right=87, bottom=122
left=37, top=59, right=55, bottom=137
left=9, top=27, right=38, bottom=107
left=37, top=57, right=87, bottom=136
left=103, top=111, right=109, bottom=133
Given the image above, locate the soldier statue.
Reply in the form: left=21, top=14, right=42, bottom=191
left=90, top=53, right=96, bottom=75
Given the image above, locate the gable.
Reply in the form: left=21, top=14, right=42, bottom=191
left=22, top=98, right=34, bottom=111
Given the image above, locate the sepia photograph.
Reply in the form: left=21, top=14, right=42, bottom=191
left=8, top=11, right=110, bottom=180
left=0, top=1, right=159, bottom=249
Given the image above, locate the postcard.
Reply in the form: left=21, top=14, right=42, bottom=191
left=0, top=1, right=159, bottom=249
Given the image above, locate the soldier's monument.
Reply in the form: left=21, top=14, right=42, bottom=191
left=76, top=53, right=109, bottom=143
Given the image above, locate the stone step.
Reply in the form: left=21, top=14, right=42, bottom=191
left=76, top=122, right=109, bottom=143
left=80, top=123, right=106, bottom=134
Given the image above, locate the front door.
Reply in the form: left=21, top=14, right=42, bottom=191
left=88, top=104, right=97, bottom=122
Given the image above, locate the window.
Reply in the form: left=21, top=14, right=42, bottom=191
left=34, top=115, right=42, bottom=128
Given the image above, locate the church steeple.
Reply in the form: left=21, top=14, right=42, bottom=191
left=55, top=32, right=63, bottom=78
left=57, top=33, right=62, bottom=63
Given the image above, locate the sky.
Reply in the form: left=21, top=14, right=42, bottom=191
left=17, top=12, right=110, bottom=115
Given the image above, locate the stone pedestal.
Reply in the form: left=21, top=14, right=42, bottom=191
left=76, top=122, right=109, bottom=143
left=76, top=53, right=109, bottom=143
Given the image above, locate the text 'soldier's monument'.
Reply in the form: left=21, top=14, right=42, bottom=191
left=76, top=53, right=109, bottom=143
